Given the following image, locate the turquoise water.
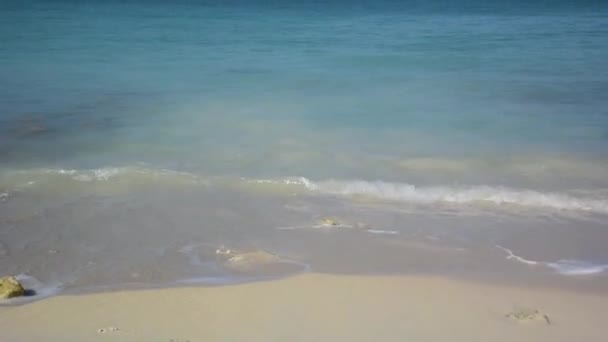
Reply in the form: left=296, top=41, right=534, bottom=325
left=2, top=1, right=608, bottom=297
left=2, top=1, right=608, bottom=181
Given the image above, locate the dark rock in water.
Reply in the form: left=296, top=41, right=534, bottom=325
left=0, top=276, right=25, bottom=299
left=8, top=116, right=51, bottom=138
left=23, top=123, right=48, bottom=135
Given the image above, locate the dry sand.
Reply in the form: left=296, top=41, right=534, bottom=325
left=0, top=273, right=607, bottom=341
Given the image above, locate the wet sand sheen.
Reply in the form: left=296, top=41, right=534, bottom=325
left=1, top=273, right=607, bottom=341
left=2, top=179, right=608, bottom=299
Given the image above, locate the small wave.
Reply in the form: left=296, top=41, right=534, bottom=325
left=547, top=260, right=608, bottom=276
left=0, top=167, right=205, bottom=189
left=496, top=245, right=607, bottom=276
left=40, top=167, right=200, bottom=182
left=288, top=178, right=608, bottom=214
left=246, top=177, right=316, bottom=189
left=366, top=229, right=399, bottom=235
left=43, top=167, right=123, bottom=181
left=3, top=167, right=608, bottom=214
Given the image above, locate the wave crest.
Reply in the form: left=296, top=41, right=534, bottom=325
left=297, top=178, right=608, bottom=214
left=3, top=167, right=608, bottom=214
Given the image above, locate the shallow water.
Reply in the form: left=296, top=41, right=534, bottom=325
left=1, top=1, right=608, bottom=299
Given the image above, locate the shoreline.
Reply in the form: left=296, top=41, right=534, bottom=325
left=1, top=273, right=607, bottom=341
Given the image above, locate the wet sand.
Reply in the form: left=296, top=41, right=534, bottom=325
left=2, top=181, right=608, bottom=296
left=1, top=273, right=607, bottom=341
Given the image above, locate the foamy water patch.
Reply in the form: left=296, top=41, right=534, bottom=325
left=248, top=177, right=316, bottom=188
left=365, top=229, right=399, bottom=235
left=232, top=177, right=316, bottom=195
left=40, top=167, right=202, bottom=183
left=288, top=178, right=608, bottom=215
left=4, top=168, right=608, bottom=215
left=496, top=245, right=608, bottom=276
left=546, top=260, right=608, bottom=276
left=0, top=167, right=207, bottom=196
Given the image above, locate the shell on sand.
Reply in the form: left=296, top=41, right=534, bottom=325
left=216, top=248, right=305, bottom=276
left=505, top=308, right=551, bottom=325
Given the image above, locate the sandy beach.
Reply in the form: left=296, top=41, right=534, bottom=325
left=1, top=273, right=607, bottom=341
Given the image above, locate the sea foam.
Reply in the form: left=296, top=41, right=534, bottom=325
left=546, top=260, right=608, bottom=276
left=5, top=167, right=608, bottom=214
left=497, top=245, right=608, bottom=276
left=41, top=167, right=199, bottom=182
left=271, top=178, right=608, bottom=214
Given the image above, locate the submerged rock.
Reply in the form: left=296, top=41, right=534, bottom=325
left=0, top=276, right=25, bottom=299
left=216, top=247, right=305, bottom=276
left=505, top=308, right=551, bottom=325
left=315, top=217, right=367, bottom=231
left=320, top=217, right=340, bottom=226
left=314, top=217, right=354, bottom=229
left=11, top=117, right=50, bottom=137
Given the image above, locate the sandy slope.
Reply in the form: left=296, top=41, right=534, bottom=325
left=0, top=273, right=606, bottom=341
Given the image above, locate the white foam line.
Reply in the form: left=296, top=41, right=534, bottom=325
left=277, top=222, right=356, bottom=230
left=311, top=223, right=354, bottom=229
left=366, top=229, right=399, bottom=235
left=283, top=177, right=608, bottom=214
left=34, top=167, right=202, bottom=182
left=496, top=245, right=608, bottom=276
left=278, top=224, right=396, bottom=234
left=496, top=245, right=540, bottom=265
left=547, top=260, right=608, bottom=276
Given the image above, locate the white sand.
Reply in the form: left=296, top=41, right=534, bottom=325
left=1, top=273, right=607, bottom=341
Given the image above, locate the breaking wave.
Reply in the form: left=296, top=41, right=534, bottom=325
left=249, top=177, right=608, bottom=214
left=2, top=167, right=608, bottom=214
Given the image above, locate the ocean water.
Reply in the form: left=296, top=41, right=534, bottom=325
left=2, top=1, right=608, bottom=299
